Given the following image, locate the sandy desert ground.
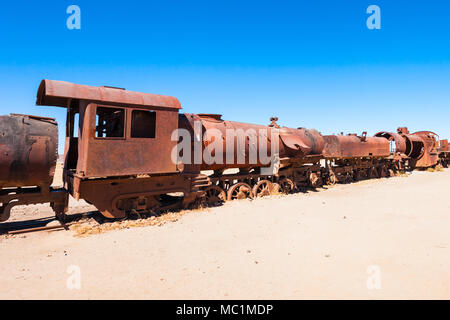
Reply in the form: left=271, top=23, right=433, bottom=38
left=0, top=169, right=449, bottom=300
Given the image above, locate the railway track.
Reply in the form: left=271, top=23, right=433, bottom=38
left=0, top=208, right=177, bottom=235
left=0, top=212, right=98, bottom=235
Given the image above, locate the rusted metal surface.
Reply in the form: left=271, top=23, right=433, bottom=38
left=180, top=113, right=280, bottom=171
left=439, top=139, right=449, bottom=152
left=412, top=131, right=439, bottom=168
left=0, top=114, right=69, bottom=222
left=0, top=114, right=58, bottom=188
left=37, top=80, right=181, bottom=110
left=375, top=128, right=439, bottom=169
left=37, top=80, right=182, bottom=180
left=323, top=133, right=390, bottom=159
left=0, top=187, right=68, bottom=222
left=2, top=79, right=446, bottom=223
left=70, top=174, right=196, bottom=219
left=322, top=132, right=391, bottom=184
left=36, top=80, right=184, bottom=218
left=375, top=128, right=425, bottom=159
left=78, top=103, right=179, bottom=178
left=179, top=113, right=325, bottom=172
left=7, top=223, right=68, bottom=235
left=33, top=80, right=395, bottom=219
left=35, top=80, right=205, bottom=219
left=279, top=127, right=325, bottom=157
left=438, top=139, right=450, bottom=167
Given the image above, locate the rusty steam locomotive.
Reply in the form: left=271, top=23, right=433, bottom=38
left=0, top=80, right=448, bottom=223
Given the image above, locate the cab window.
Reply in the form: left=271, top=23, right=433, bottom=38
left=131, top=110, right=156, bottom=138
left=95, top=106, right=125, bottom=138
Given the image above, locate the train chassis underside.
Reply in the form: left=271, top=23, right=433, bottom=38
left=439, top=153, right=450, bottom=168
left=64, top=156, right=408, bottom=220
left=324, top=157, right=399, bottom=184
left=0, top=186, right=68, bottom=222
left=1, top=157, right=413, bottom=222
left=64, top=158, right=326, bottom=219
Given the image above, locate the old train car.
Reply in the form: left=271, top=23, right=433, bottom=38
left=35, top=80, right=327, bottom=218
left=322, top=132, right=391, bottom=183
left=412, top=131, right=440, bottom=168
left=1, top=79, right=447, bottom=224
left=0, top=114, right=68, bottom=222
left=275, top=125, right=325, bottom=192
left=375, top=127, right=439, bottom=169
left=36, top=79, right=199, bottom=219
left=438, top=139, right=450, bottom=167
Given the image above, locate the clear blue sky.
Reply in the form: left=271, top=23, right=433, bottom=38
left=0, top=0, right=449, bottom=152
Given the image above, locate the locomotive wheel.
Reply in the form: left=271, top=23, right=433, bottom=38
left=279, top=178, right=295, bottom=194
left=378, top=165, right=388, bottom=178
left=252, top=180, right=272, bottom=198
left=204, top=186, right=227, bottom=206
left=326, top=172, right=337, bottom=186
left=270, top=183, right=281, bottom=195
left=101, top=193, right=185, bottom=219
left=0, top=203, right=8, bottom=223
left=370, top=168, right=379, bottom=179
left=344, top=174, right=353, bottom=184
left=309, top=172, right=323, bottom=188
left=227, top=182, right=253, bottom=201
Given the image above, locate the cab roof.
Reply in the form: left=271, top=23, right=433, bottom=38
left=36, top=79, right=181, bottom=110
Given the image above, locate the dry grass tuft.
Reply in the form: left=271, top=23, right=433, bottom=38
left=69, top=210, right=199, bottom=237
left=396, top=172, right=410, bottom=178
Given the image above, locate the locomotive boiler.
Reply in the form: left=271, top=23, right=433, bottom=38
left=0, top=114, right=57, bottom=188
left=322, top=132, right=391, bottom=183
left=178, top=113, right=325, bottom=171
left=0, top=114, right=68, bottom=222
left=375, top=127, right=439, bottom=169
left=178, top=113, right=326, bottom=197
left=413, top=131, right=440, bottom=168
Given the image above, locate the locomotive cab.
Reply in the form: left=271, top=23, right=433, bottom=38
left=37, top=80, right=181, bottom=180
left=37, top=80, right=187, bottom=218
left=65, top=101, right=179, bottom=179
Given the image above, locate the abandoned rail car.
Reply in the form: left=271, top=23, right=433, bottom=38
left=35, top=80, right=329, bottom=218
left=36, top=79, right=200, bottom=219
left=375, top=127, right=440, bottom=169
left=323, top=132, right=392, bottom=183
left=438, top=139, right=450, bottom=167
left=0, top=79, right=447, bottom=223
left=0, top=114, right=68, bottom=222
